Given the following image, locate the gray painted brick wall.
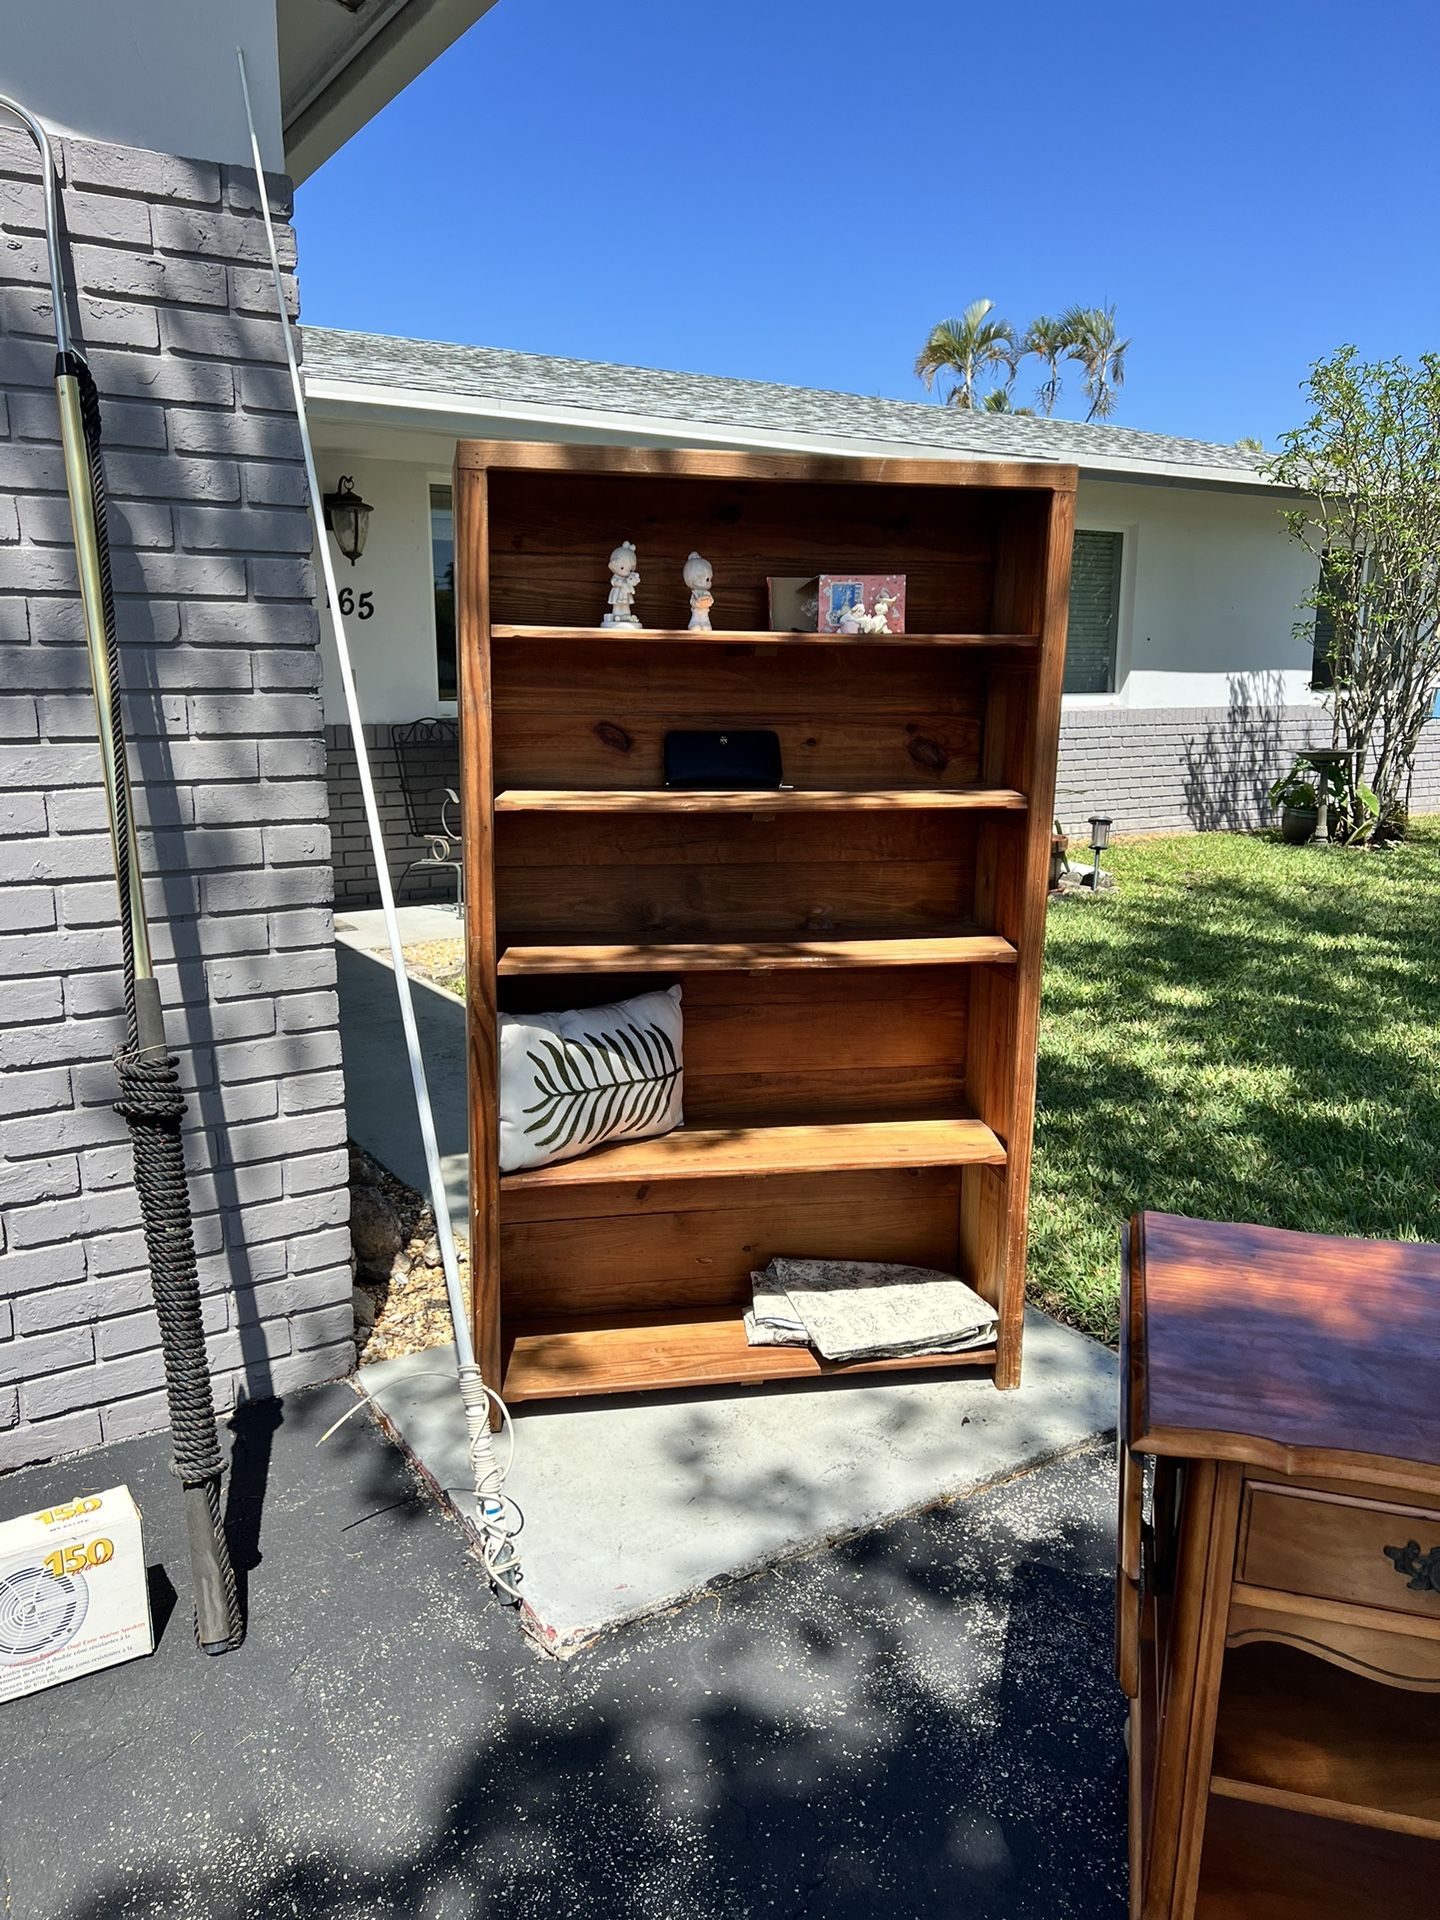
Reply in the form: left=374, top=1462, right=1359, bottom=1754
left=326, top=723, right=460, bottom=908
left=0, top=128, right=351, bottom=1471
left=325, top=696, right=1440, bottom=907
left=1056, top=701, right=1440, bottom=835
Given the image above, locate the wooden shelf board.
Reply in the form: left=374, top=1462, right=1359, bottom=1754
left=499, top=1114, right=1005, bottom=1195
left=495, top=787, right=1028, bottom=814
left=1209, top=1645, right=1440, bottom=1841
left=1196, top=1794, right=1439, bottom=1919
left=497, top=931, right=1019, bottom=975
left=489, top=623, right=1040, bottom=649
left=501, top=1305, right=997, bottom=1401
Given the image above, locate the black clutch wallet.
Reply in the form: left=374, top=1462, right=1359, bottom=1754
left=663, top=729, right=788, bottom=790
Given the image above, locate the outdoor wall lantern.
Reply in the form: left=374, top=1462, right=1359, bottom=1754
left=1087, top=815, right=1113, bottom=890
left=322, top=476, right=372, bottom=566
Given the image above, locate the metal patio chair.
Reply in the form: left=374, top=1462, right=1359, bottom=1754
left=390, top=716, right=463, bottom=913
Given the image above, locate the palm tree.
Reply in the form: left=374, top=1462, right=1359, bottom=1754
left=981, top=389, right=1036, bottom=415
left=914, top=299, right=1018, bottom=410
left=1061, top=304, right=1129, bottom=421
left=1020, top=315, right=1073, bottom=416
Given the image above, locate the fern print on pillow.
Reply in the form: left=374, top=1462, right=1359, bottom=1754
left=498, top=986, right=683, bottom=1173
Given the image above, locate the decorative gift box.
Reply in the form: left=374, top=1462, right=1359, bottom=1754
left=817, top=574, right=906, bottom=634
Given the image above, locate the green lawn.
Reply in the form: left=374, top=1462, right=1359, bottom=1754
left=1029, top=822, right=1440, bottom=1345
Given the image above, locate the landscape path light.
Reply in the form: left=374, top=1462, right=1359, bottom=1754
left=1088, top=814, right=1113, bottom=891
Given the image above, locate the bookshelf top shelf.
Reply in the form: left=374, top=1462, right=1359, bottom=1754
left=489, top=624, right=1041, bottom=650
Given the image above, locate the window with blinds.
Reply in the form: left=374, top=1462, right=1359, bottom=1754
left=1065, top=529, right=1123, bottom=694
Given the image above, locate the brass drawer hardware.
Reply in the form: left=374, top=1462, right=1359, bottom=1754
left=1385, top=1540, right=1440, bottom=1594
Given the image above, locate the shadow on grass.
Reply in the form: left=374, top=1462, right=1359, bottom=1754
left=1031, top=826, right=1440, bottom=1341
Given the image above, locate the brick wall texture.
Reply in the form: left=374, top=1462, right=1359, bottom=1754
left=1056, top=700, right=1440, bottom=836
left=326, top=723, right=461, bottom=909
left=0, top=129, right=352, bottom=1472
left=325, top=698, right=1440, bottom=908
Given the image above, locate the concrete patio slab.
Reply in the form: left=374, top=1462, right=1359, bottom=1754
left=336, top=902, right=464, bottom=949
left=360, top=1311, right=1118, bottom=1654
left=336, top=928, right=1119, bottom=1652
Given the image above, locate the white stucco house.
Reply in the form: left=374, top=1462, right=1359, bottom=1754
left=0, top=0, right=1430, bottom=1470
left=301, top=326, right=1439, bottom=901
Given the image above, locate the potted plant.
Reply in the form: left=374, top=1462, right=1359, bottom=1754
left=1267, top=765, right=1321, bottom=843
left=1268, top=758, right=1383, bottom=845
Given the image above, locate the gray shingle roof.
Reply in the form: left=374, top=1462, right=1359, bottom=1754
left=301, top=325, right=1262, bottom=480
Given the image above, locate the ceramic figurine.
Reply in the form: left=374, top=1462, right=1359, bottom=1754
left=602, top=541, right=641, bottom=627
left=871, top=586, right=899, bottom=633
left=683, top=551, right=714, bottom=632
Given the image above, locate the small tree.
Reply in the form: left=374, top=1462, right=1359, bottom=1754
left=914, top=299, right=1017, bottom=410
left=1021, top=314, right=1074, bottom=416
left=1270, top=347, right=1440, bottom=839
left=1061, top=303, right=1129, bottom=421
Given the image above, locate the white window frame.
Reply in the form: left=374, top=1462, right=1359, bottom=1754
left=428, top=470, right=459, bottom=714
left=1062, top=517, right=1138, bottom=708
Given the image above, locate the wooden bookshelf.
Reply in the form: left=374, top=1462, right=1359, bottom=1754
left=455, top=439, right=1075, bottom=1406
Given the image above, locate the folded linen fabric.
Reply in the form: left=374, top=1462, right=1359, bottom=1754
left=745, top=1271, right=809, bottom=1347
left=759, top=1256, right=998, bottom=1363
left=743, top=1310, right=808, bottom=1348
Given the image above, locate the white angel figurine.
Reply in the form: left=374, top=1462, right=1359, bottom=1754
left=683, top=551, right=714, bottom=632
left=870, top=587, right=899, bottom=633
left=602, top=541, right=641, bottom=627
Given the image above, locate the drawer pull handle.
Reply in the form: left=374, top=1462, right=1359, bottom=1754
left=1384, top=1540, right=1440, bottom=1593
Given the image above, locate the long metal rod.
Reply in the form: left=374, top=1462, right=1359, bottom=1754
left=236, top=52, right=521, bottom=1597
left=0, top=92, right=69, bottom=354
left=52, top=374, right=154, bottom=980
left=0, top=93, right=239, bottom=1651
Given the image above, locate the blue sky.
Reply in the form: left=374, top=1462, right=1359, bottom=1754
left=295, top=0, right=1438, bottom=449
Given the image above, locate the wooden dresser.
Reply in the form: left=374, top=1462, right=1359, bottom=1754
left=1118, top=1211, right=1440, bottom=1918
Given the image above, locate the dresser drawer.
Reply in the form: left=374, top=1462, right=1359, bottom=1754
left=1241, top=1482, right=1440, bottom=1624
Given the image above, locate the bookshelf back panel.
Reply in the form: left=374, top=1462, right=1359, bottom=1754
left=491, top=639, right=999, bottom=718
left=499, top=1165, right=964, bottom=1316
left=495, top=812, right=982, bottom=938
left=496, top=965, right=969, bottom=1128
left=490, top=641, right=987, bottom=791
left=484, top=471, right=1025, bottom=633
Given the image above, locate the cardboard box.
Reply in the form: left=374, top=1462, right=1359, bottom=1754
left=0, top=1485, right=152, bottom=1700
left=766, top=575, right=820, bottom=632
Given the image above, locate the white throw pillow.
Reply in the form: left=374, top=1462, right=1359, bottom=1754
left=498, top=986, right=683, bottom=1174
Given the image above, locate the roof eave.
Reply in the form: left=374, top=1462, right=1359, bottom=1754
left=303, top=375, right=1287, bottom=493
left=282, top=0, right=501, bottom=184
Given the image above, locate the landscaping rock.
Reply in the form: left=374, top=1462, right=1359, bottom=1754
left=349, top=1183, right=404, bottom=1279
left=346, top=1140, right=459, bottom=1366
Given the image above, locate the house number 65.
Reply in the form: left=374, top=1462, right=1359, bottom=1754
left=333, top=587, right=374, bottom=619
